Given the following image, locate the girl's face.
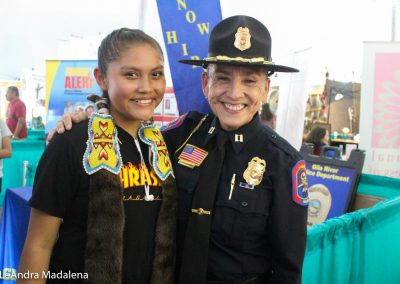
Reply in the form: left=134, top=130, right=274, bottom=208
left=95, top=43, right=165, bottom=133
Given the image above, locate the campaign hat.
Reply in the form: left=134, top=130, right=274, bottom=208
left=180, top=15, right=298, bottom=74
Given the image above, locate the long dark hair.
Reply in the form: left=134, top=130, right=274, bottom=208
left=305, top=126, right=328, bottom=145
left=260, top=103, right=274, bottom=121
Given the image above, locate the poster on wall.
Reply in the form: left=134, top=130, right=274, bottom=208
left=300, top=144, right=365, bottom=227
left=153, top=87, right=179, bottom=127
left=360, top=42, right=400, bottom=178
left=45, top=60, right=101, bottom=133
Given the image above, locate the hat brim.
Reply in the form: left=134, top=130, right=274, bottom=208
left=179, top=59, right=299, bottom=73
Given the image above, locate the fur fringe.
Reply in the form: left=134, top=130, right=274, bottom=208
left=84, top=171, right=177, bottom=284
left=151, top=175, right=178, bottom=284
left=84, top=169, right=124, bottom=284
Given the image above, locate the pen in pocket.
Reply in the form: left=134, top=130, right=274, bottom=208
left=229, top=174, right=236, bottom=200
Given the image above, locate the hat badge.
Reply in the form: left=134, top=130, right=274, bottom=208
left=234, top=27, right=251, bottom=51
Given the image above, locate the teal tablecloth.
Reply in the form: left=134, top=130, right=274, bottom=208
left=302, top=174, right=400, bottom=284
left=0, top=132, right=45, bottom=206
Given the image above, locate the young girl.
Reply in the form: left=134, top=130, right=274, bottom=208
left=18, top=28, right=176, bottom=284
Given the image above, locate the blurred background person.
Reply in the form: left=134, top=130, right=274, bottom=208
left=260, top=102, right=276, bottom=130
left=0, top=117, right=12, bottom=193
left=5, top=86, right=28, bottom=139
left=305, top=126, right=330, bottom=156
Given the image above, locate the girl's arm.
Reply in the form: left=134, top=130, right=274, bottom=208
left=17, top=208, right=61, bottom=284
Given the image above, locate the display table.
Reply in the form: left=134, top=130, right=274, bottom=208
left=357, top=174, right=400, bottom=199
left=302, top=174, right=400, bottom=284
left=330, top=138, right=358, bottom=145
left=0, top=187, right=32, bottom=283
left=330, top=138, right=359, bottom=156
left=0, top=138, right=45, bottom=206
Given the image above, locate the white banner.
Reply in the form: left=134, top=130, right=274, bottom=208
left=360, top=42, right=400, bottom=178
left=276, top=48, right=311, bottom=150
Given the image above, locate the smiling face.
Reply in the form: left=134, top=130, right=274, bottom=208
left=202, top=64, right=270, bottom=131
left=94, top=43, right=165, bottom=135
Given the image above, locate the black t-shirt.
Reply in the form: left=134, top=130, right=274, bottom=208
left=29, top=121, right=162, bottom=283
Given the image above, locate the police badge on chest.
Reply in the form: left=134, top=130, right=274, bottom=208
left=240, top=157, right=266, bottom=190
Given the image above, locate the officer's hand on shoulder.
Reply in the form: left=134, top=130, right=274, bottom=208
left=46, top=110, right=89, bottom=145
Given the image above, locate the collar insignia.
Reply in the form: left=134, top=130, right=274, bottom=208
left=235, top=134, right=244, bottom=142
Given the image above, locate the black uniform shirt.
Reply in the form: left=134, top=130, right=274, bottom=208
left=163, top=111, right=308, bottom=283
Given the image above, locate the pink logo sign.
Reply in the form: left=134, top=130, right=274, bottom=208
left=372, top=53, right=400, bottom=148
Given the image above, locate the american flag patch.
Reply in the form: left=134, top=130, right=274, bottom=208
left=178, top=144, right=208, bottom=168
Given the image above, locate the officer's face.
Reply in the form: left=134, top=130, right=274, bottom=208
left=202, top=64, right=270, bottom=131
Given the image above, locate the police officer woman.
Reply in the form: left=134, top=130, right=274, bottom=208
left=163, top=15, right=308, bottom=284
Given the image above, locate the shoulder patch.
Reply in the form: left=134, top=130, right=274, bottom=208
left=292, top=160, right=309, bottom=206
left=161, top=113, right=188, bottom=132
